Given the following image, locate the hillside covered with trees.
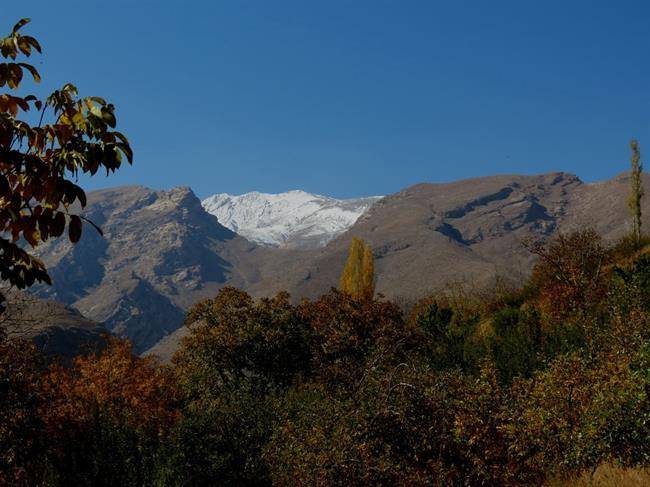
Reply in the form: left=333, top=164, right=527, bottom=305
left=2, top=225, right=650, bottom=485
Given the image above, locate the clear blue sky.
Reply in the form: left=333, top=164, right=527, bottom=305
left=5, top=1, right=650, bottom=198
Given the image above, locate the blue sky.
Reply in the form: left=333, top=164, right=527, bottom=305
left=4, top=1, right=650, bottom=198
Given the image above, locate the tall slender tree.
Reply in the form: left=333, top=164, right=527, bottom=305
left=360, top=241, right=375, bottom=301
left=628, top=139, right=644, bottom=245
left=339, top=237, right=375, bottom=300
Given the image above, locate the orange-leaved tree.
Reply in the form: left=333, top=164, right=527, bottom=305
left=0, top=18, right=132, bottom=293
left=40, top=338, right=178, bottom=484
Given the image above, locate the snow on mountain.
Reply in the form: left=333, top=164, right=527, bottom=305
left=201, top=190, right=382, bottom=249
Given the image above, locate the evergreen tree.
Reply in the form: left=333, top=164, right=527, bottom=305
left=628, top=139, right=644, bottom=245
left=339, top=237, right=375, bottom=300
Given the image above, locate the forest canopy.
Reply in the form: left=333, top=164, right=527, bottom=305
left=0, top=229, right=649, bottom=486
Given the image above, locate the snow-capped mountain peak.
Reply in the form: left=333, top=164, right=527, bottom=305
left=201, top=190, right=382, bottom=249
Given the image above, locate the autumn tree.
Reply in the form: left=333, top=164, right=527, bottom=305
left=265, top=366, right=465, bottom=486
left=629, top=139, right=644, bottom=246
left=527, top=229, right=610, bottom=322
left=175, top=287, right=311, bottom=393
left=339, top=237, right=375, bottom=301
left=169, top=288, right=311, bottom=485
left=40, top=338, right=178, bottom=485
left=298, top=289, right=415, bottom=389
left=362, top=242, right=375, bottom=299
left=507, top=349, right=650, bottom=479
left=265, top=296, right=445, bottom=486
left=0, top=18, right=131, bottom=297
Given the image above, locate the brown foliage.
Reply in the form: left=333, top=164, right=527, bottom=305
left=528, top=229, right=610, bottom=322
left=507, top=349, right=647, bottom=479
left=40, top=338, right=179, bottom=440
left=265, top=367, right=467, bottom=486
left=298, top=289, right=414, bottom=388
left=452, top=363, right=519, bottom=485
left=0, top=223, right=647, bottom=484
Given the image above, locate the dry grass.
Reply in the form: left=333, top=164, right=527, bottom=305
left=547, top=464, right=650, bottom=487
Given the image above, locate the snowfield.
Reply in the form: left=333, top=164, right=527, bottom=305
left=201, top=190, right=382, bottom=249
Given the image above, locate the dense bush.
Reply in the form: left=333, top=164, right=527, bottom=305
left=1, top=232, right=649, bottom=485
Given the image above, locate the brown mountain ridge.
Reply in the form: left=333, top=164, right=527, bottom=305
left=27, top=172, right=650, bottom=354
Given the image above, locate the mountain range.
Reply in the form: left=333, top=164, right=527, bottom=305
left=21, top=172, right=650, bottom=356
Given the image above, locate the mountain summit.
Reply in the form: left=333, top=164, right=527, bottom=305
left=201, top=190, right=382, bottom=249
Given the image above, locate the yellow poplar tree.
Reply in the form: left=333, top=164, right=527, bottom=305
left=360, top=243, right=375, bottom=301
left=340, top=237, right=375, bottom=300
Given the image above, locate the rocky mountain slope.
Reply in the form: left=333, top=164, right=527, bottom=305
left=244, top=172, right=650, bottom=303
left=30, top=186, right=261, bottom=353
left=202, top=190, right=381, bottom=249
left=26, top=172, right=650, bottom=355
